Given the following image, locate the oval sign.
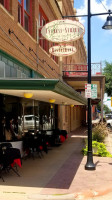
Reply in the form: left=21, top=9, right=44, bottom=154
left=41, top=19, right=85, bottom=43
left=49, top=45, right=77, bottom=57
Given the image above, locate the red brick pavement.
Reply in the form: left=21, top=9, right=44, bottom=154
left=41, top=126, right=112, bottom=199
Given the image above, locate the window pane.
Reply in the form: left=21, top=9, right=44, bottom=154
left=24, top=0, right=30, bottom=13
left=11, top=67, right=17, bottom=77
left=0, top=61, right=5, bottom=77
left=2, top=56, right=7, bottom=64
left=21, top=73, right=26, bottom=78
left=14, top=63, right=19, bottom=69
left=17, top=69, right=22, bottom=78
left=42, top=17, right=46, bottom=26
left=5, top=64, right=11, bottom=77
left=8, top=60, right=13, bottom=67
left=18, top=4, right=21, bottom=24
left=24, top=12, right=29, bottom=31
left=0, top=0, right=4, bottom=6
left=39, top=13, right=41, bottom=26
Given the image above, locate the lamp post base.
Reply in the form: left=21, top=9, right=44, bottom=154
left=85, top=151, right=96, bottom=170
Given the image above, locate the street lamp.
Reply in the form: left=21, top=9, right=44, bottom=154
left=102, top=11, right=112, bottom=29
left=63, top=0, right=112, bottom=170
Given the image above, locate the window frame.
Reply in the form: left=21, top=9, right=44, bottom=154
left=0, top=0, right=9, bottom=10
left=39, top=6, right=58, bottom=64
left=18, top=0, right=32, bottom=35
left=39, top=6, right=49, bottom=53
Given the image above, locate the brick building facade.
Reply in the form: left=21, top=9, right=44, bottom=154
left=0, top=0, right=87, bottom=142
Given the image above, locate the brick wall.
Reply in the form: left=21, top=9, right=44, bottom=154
left=0, top=1, right=60, bottom=78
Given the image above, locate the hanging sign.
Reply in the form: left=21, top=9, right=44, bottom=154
left=41, top=19, right=85, bottom=43
left=49, top=45, right=77, bottom=57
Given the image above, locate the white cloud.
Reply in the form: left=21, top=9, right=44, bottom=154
left=76, top=0, right=112, bottom=24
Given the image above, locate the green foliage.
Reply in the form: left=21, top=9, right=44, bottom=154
left=97, top=101, right=111, bottom=114
left=92, top=123, right=108, bottom=142
left=103, top=61, right=112, bottom=96
left=82, top=141, right=112, bottom=157
left=104, top=104, right=111, bottom=114
left=82, top=123, right=111, bottom=157
left=97, top=101, right=101, bottom=112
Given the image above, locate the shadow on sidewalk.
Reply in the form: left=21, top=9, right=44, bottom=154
left=44, top=148, right=84, bottom=189
left=0, top=127, right=86, bottom=191
left=43, top=127, right=86, bottom=189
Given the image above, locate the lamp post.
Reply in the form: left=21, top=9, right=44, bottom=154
left=63, top=0, right=112, bottom=170
left=85, top=0, right=95, bottom=170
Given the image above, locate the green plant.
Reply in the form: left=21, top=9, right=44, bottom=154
left=82, top=141, right=112, bottom=157
left=92, top=122, right=109, bottom=142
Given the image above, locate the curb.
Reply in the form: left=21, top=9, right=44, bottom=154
left=74, top=187, right=112, bottom=199
left=28, top=193, right=75, bottom=200
left=28, top=187, right=112, bottom=200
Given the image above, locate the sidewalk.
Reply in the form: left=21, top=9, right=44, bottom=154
left=0, top=127, right=112, bottom=200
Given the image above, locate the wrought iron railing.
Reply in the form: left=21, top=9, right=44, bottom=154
left=62, top=62, right=102, bottom=77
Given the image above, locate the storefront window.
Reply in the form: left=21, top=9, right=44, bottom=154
left=0, top=95, right=56, bottom=142
left=0, top=61, right=5, bottom=77
left=5, top=64, right=11, bottom=77
left=39, top=102, right=55, bottom=130
left=0, top=54, right=31, bottom=78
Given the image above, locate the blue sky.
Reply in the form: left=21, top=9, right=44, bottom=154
left=74, top=0, right=112, bottom=68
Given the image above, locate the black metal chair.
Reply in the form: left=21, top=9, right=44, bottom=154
left=0, top=142, right=22, bottom=182
left=23, top=132, right=44, bottom=159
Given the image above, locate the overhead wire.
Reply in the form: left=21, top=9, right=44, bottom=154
left=29, top=47, right=60, bottom=76
left=0, top=25, right=49, bottom=77
left=0, top=25, right=58, bottom=78
left=8, top=29, right=60, bottom=78
left=0, top=25, right=38, bottom=73
left=8, top=29, right=57, bottom=78
left=98, top=0, right=108, bottom=12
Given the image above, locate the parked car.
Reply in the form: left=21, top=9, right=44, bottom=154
left=105, top=114, right=112, bottom=128
left=21, top=115, right=39, bottom=131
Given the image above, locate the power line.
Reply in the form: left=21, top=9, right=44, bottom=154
left=0, top=25, right=37, bottom=71
left=8, top=29, right=60, bottom=77
left=29, top=48, right=60, bottom=76
left=98, top=0, right=108, bottom=12
left=0, top=25, right=50, bottom=77
left=8, top=29, right=57, bottom=78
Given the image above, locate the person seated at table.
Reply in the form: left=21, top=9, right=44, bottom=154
left=5, top=118, right=19, bottom=141
left=0, top=117, right=6, bottom=141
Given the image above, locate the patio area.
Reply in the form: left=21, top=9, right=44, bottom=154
left=0, top=128, right=85, bottom=195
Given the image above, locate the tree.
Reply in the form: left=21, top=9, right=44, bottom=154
left=103, top=104, right=111, bottom=114
left=97, top=101, right=101, bottom=112
left=97, top=101, right=111, bottom=114
left=103, top=61, right=112, bottom=96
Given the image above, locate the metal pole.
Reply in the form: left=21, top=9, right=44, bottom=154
left=101, top=82, right=104, bottom=122
left=85, top=0, right=95, bottom=170
left=59, top=56, right=63, bottom=80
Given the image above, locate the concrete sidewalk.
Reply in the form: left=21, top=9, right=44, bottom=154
left=0, top=127, right=112, bottom=200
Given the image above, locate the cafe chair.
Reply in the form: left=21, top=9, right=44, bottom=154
left=0, top=143, right=22, bottom=182
left=60, top=130, right=68, bottom=142
left=37, top=132, right=48, bottom=154
left=23, top=132, right=44, bottom=159
left=0, top=147, right=4, bottom=182
left=52, top=129, right=62, bottom=146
